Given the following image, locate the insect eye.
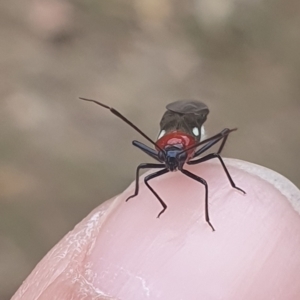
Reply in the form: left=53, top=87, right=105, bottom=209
left=178, top=152, right=187, bottom=162
left=158, top=151, right=166, bottom=161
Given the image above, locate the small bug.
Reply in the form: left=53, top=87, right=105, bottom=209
left=80, top=98, right=245, bottom=231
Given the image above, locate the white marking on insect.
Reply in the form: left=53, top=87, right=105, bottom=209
left=200, top=126, right=206, bottom=141
left=157, top=130, right=166, bottom=139
left=192, top=127, right=200, bottom=136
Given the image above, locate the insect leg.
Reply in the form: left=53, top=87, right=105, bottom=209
left=181, top=169, right=215, bottom=231
left=216, top=131, right=229, bottom=154
left=144, top=168, right=169, bottom=218
left=191, top=128, right=232, bottom=159
left=189, top=153, right=246, bottom=194
left=132, top=140, right=161, bottom=162
left=126, top=163, right=165, bottom=202
left=179, top=128, right=237, bottom=157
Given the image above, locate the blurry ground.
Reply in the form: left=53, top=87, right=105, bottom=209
left=1, top=0, right=300, bottom=298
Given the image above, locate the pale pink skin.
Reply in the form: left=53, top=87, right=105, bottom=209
left=13, top=159, right=300, bottom=300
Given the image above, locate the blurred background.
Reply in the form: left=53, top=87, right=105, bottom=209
left=1, top=0, right=300, bottom=298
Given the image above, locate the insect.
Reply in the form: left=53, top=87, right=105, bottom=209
left=80, top=98, right=245, bottom=231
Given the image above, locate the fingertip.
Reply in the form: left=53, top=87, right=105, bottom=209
left=226, top=158, right=300, bottom=215
left=13, top=159, right=300, bottom=299
left=86, top=159, right=300, bottom=299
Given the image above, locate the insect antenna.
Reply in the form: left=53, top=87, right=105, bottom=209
left=79, top=97, right=163, bottom=151
left=178, top=128, right=237, bottom=155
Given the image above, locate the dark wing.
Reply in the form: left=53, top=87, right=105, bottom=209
left=158, top=100, right=209, bottom=142
left=166, top=100, right=209, bottom=115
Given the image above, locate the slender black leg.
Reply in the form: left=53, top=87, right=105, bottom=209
left=181, top=169, right=215, bottom=231
left=189, top=153, right=246, bottom=194
left=216, top=133, right=228, bottom=154
left=144, top=168, right=169, bottom=218
left=132, top=140, right=161, bottom=162
left=191, top=128, right=231, bottom=159
left=180, top=128, right=237, bottom=157
left=126, top=163, right=165, bottom=202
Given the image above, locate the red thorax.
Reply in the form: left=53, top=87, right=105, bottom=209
left=155, top=131, right=196, bottom=159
